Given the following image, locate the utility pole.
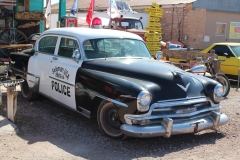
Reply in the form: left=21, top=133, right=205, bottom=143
left=58, top=0, right=66, bottom=21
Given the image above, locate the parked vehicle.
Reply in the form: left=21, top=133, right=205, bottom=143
left=107, top=16, right=147, bottom=41
left=9, top=27, right=228, bottom=139
left=201, top=42, right=240, bottom=77
left=156, top=51, right=231, bottom=97
left=184, top=57, right=230, bottom=97
left=160, top=42, right=240, bottom=77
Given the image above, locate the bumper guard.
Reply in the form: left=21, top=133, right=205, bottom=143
left=120, top=111, right=228, bottom=138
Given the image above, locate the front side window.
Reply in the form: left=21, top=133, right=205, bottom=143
left=38, top=36, right=58, bottom=54
left=84, top=38, right=151, bottom=59
left=209, top=45, right=235, bottom=57
left=58, top=37, right=79, bottom=58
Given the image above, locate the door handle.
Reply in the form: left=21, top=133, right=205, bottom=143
left=52, top=57, right=58, bottom=60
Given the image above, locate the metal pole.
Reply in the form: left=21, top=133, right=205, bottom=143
left=76, top=0, right=79, bottom=17
left=50, top=0, right=51, bottom=28
left=0, top=86, right=2, bottom=105
left=58, top=0, right=66, bottom=21
left=237, top=68, right=240, bottom=91
left=110, top=0, right=112, bottom=18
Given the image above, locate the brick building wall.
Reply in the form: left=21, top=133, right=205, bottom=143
left=161, top=7, right=207, bottom=49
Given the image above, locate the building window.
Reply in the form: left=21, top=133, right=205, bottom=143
left=215, top=22, right=226, bottom=36
left=18, top=0, right=25, bottom=12
left=229, top=22, right=240, bottom=39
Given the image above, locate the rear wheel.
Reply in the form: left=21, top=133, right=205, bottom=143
left=20, top=78, right=39, bottom=101
left=97, top=101, right=128, bottom=140
left=213, top=73, right=230, bottom=97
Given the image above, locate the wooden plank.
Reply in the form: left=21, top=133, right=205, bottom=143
left=25, top=0, right=29, bottom=12
left=7, top=87, right=18, bottom=123
left=0, top=44, right=33, bottom=49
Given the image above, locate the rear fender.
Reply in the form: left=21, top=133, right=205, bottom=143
left=9, top=52, right=31, bottom=77
left=26, top=55, right=40, bottom=93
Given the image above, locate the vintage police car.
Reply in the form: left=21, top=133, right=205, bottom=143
left=9, top=27, right=228, bottom=140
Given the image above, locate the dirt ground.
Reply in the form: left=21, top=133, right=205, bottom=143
left=0, top=82, right=240, bottom=160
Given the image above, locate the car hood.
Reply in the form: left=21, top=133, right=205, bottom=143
left=81, top=58, right=206, bottom=102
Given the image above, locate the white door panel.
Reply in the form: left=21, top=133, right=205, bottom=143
left=38, top=53, right=54, bottom=94
left=36, top=35, right=59, bottom=96
left=48, top=36, right=82, bottom=110
left=49, top=56, right=82, bottom=110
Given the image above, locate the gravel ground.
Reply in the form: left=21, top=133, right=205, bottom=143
left=0, top=82, right=240, bottom=160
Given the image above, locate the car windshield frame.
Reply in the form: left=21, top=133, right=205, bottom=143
left=230, top=46, right=240, bottom=57
left=83, top=38, right=152, bottom=59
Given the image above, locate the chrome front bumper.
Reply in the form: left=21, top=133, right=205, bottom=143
left=120, top=111, right=228, bottom=138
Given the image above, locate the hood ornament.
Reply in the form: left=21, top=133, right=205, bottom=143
left=172, top=70, right=185, bottom=79
left=177, top=83, right=190, bottom=92
left=174, top=70, right=185, bottom=76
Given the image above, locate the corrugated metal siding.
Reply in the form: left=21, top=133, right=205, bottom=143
left=204, top=11, right=240, bottom=48
left=29, top=0, right=44, bottom=33
left=193, top=0, right=240, bottom=13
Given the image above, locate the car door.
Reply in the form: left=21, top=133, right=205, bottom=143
left=49, top=36, right=83, bottom=110
left=36, top=35, right=59, bottom=96
left=210, top=45, right=239, bottom=76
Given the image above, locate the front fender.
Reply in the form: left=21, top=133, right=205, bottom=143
left=75, top=69, right=149, bottom=120
left=189, top=73, right=219, bottom=98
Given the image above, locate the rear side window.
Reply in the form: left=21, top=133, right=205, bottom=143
left=38, top=36, right=58, bottom=54
left=209, top=45, right=235, bottom=57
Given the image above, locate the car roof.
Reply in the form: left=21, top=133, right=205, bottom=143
left=41, top=27, right=143, bottom=42
left=121, top=17, right=140, bottom=20
left=213, top=42, right=240, bottom=46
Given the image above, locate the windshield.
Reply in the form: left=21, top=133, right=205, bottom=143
left=83, top=38, right=151, bottom=59
left=120, top=19, right=143, bottom=29
left=230, top=46, right=240, bottom=57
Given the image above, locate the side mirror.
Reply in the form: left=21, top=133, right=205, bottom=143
left=196, top=57, right=202, bottom=62
left=155, top=51, right=162, bottom=60
left=224, top=53, right=228, bottom=56
left=72, top=49, right=81, bottom=62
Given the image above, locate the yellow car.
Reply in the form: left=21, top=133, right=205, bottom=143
left=201, top=42, right=240, bottom=77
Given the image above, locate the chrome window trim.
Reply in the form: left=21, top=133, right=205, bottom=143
left=36, top=34, right=59, bottom=55
left=75, top=86, right=128, bottom=108
left=56, top=36, right=82, bottom=60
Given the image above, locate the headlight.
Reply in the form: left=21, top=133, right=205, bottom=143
left=213, top=84, right=224, bottom=103
left=137, top=91, right=152, bottom=112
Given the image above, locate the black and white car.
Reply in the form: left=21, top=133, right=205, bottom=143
left=9, top=27, right=228, bottom=140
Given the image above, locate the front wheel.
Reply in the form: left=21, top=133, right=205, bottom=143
left=97, top=101, right=128, bottom=140
left=213, top=73, right=230, bottom=97
left=20, top=78, right=39, bottom=101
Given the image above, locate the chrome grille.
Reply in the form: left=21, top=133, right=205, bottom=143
left=124, top=97, right=221, bottom=125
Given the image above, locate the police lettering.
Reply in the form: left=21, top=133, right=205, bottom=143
left=51, top=81, right=70, bottom=97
